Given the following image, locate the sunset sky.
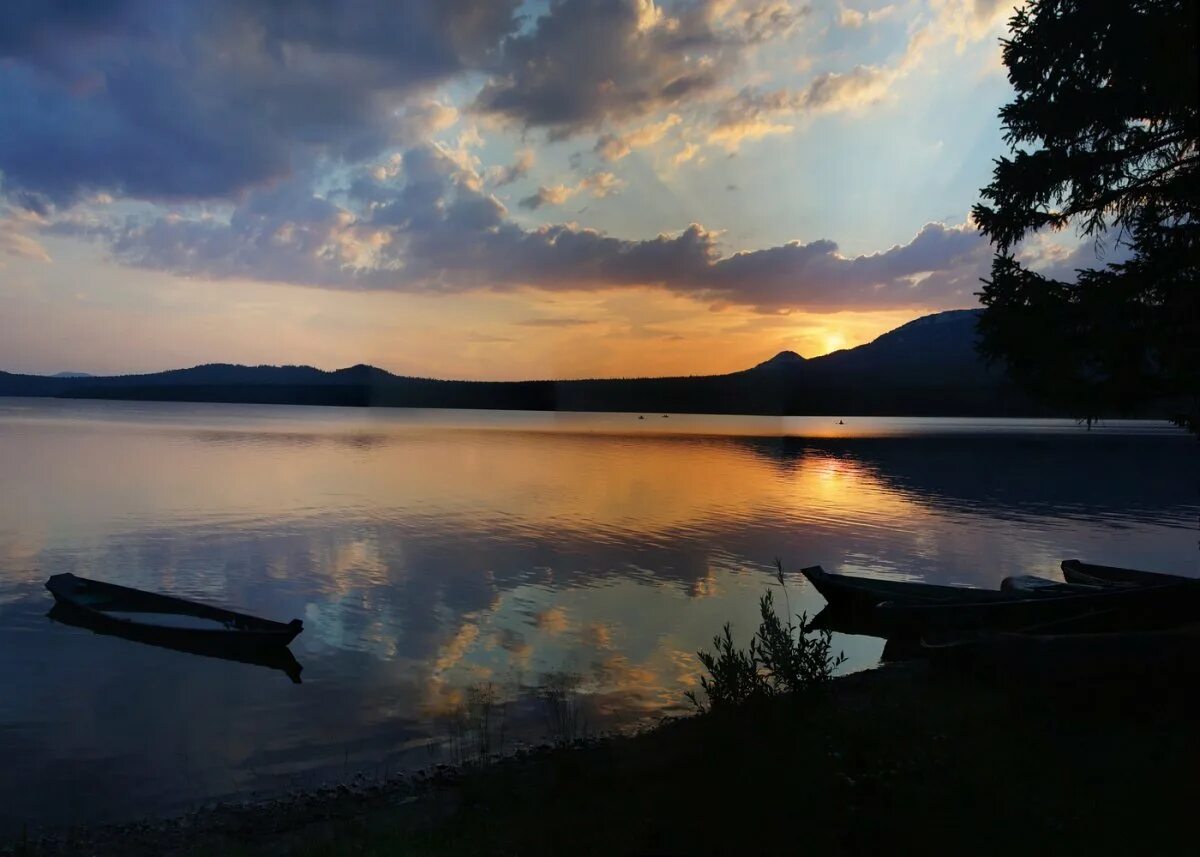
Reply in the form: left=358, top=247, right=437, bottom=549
left=0, top=0, right=1101, bottom=380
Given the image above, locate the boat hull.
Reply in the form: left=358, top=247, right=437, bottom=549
left=799, top=565, right=1090, bottom=640
left=47, top=603, right=303, bottom=682
left=875, top=581, right=1200, bottom=639
left=45, top=573, right=303, bottom=650
left=1061, top=559, right=1190, bottom=587
left=800, top=565, right=1017, bottom=614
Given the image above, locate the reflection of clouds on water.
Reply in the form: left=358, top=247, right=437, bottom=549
left=533, top=605, right=571, bottom=635
left=687, top=566, right=721, bottom=598
left=0, top=402, right=1197, bottom=832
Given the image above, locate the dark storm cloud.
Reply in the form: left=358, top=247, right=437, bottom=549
left=100, top=140, right=988, bottom=312
left=473, top=0, right=806, bottom=135
left=0, top=0, right=521, bottom=204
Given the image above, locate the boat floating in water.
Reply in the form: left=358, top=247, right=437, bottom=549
left=45, top=573, right=303, bottom=652
left=47, top=603, right=304, bottom=682
left=1061, top=559, right=1189, bottom=588
left=799, top=565, right=1086, bottom=618
left=802, top=561, right=1199, bottom=642
left=873, top=577, right=1200, bottom=639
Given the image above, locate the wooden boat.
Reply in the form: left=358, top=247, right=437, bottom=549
left=800, top=565, right=1086, bottom=617
left=874, top=578, right=1200, bottom=639
left=47, top=603, right=303, bottom=682
left=801, top=565, right=1014, bottom=615
left=45, top=573, right=303, bottom=650
left=1061, top=559, right=1190, bottom=587
left=1001, top=574, right=1101, bottom=595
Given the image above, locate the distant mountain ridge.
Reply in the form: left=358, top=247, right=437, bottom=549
left=752, top=350, right=806, bottom=371
left=0, top=309, right=1150, bottom=417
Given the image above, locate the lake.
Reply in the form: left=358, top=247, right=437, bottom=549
left=1, top=398, right=1196, bottom=834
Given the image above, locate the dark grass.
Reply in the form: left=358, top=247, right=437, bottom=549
left=229, top=666, right=1200, bottom=854
left=13, top=663, right=1198, bottom=856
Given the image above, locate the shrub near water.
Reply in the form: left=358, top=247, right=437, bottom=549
left=687, top=565, right=844, bottom=711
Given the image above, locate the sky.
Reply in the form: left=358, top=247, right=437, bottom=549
left=0, top=0, right=1103, bottom=380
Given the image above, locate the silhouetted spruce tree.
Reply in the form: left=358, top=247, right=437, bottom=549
left=973, top=0, right=1199, bottom=432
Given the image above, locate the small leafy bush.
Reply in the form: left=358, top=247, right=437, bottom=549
left=686, top=563, right=845, bottom=712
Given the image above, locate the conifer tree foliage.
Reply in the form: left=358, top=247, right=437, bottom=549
left=973, top=0, right=1199, bottom=431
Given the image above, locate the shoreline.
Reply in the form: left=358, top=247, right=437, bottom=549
left=9, top=659, right=1196, bottom=855
left=0, top=392, right=1177, bottom=426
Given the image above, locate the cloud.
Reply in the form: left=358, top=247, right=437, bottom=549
left=737, top=1, right=807, bottom=42
left=520, top=184, right=576, bottom=210
left=578, top=171, right=624, bottom=197
left=87, top=138, right=990, bottom=314
left=838, top=3, right=897, bottom=28
left=708, top=65, right=892, bottom=149
left=0, top=207, right=51, bottom=264
left=487, top=149, right=536, bottom=187
left=0, top=1, right=814, bottom=210
left=707, top=0, right=1012, bottom=152
left=516, top=317, right=598, bottom=327
left=802, top=64, right=894, bottom=111
left=670, top=142, right=702, bottom=167
left=1016, top=233, right=1136, bottom=282
left=0, top=0, right=522, bottom=204
left=395, top=100, right=462, bottom=140
left=709, top=88, right=801, bottom=149
left=929, top=0, right=1016, bottom=48
left=840, top=5, right=866, bottom=27
left=473, top=0, right=806, bottom=137
left=594, top=113, right=683, bottom=161
left=518, top=171, right=624, bottom=209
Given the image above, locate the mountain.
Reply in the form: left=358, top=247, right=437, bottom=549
left=0, top=309, right=1139, bottom=417
left=752, top=351, right=806, bottom=371
left=51, top=371, right=92, bottom=378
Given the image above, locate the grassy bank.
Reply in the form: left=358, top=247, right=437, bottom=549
left=11, top=660, right=1197, bottom=856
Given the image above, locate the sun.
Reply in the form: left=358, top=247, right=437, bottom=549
left=822, top=332, right=846, bottom=355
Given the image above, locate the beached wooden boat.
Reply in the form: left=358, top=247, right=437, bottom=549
left=45, top=573, right=303, bottom=649
left=800, top=566, right=1086, bottom=617
left=874, top=579, right=1200, bottom=639
left=1001, top=574, right=1100, bottom=595
left=1061, top=559, right=1190, bottom=587
left=800, top=565, right=1014, bottom=614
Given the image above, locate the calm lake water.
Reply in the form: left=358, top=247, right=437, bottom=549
left=1, top=398, right=1196, bottom=833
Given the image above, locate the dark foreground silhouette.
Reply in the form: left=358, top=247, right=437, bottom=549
left=12, top=662, right=1197, bottom=856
